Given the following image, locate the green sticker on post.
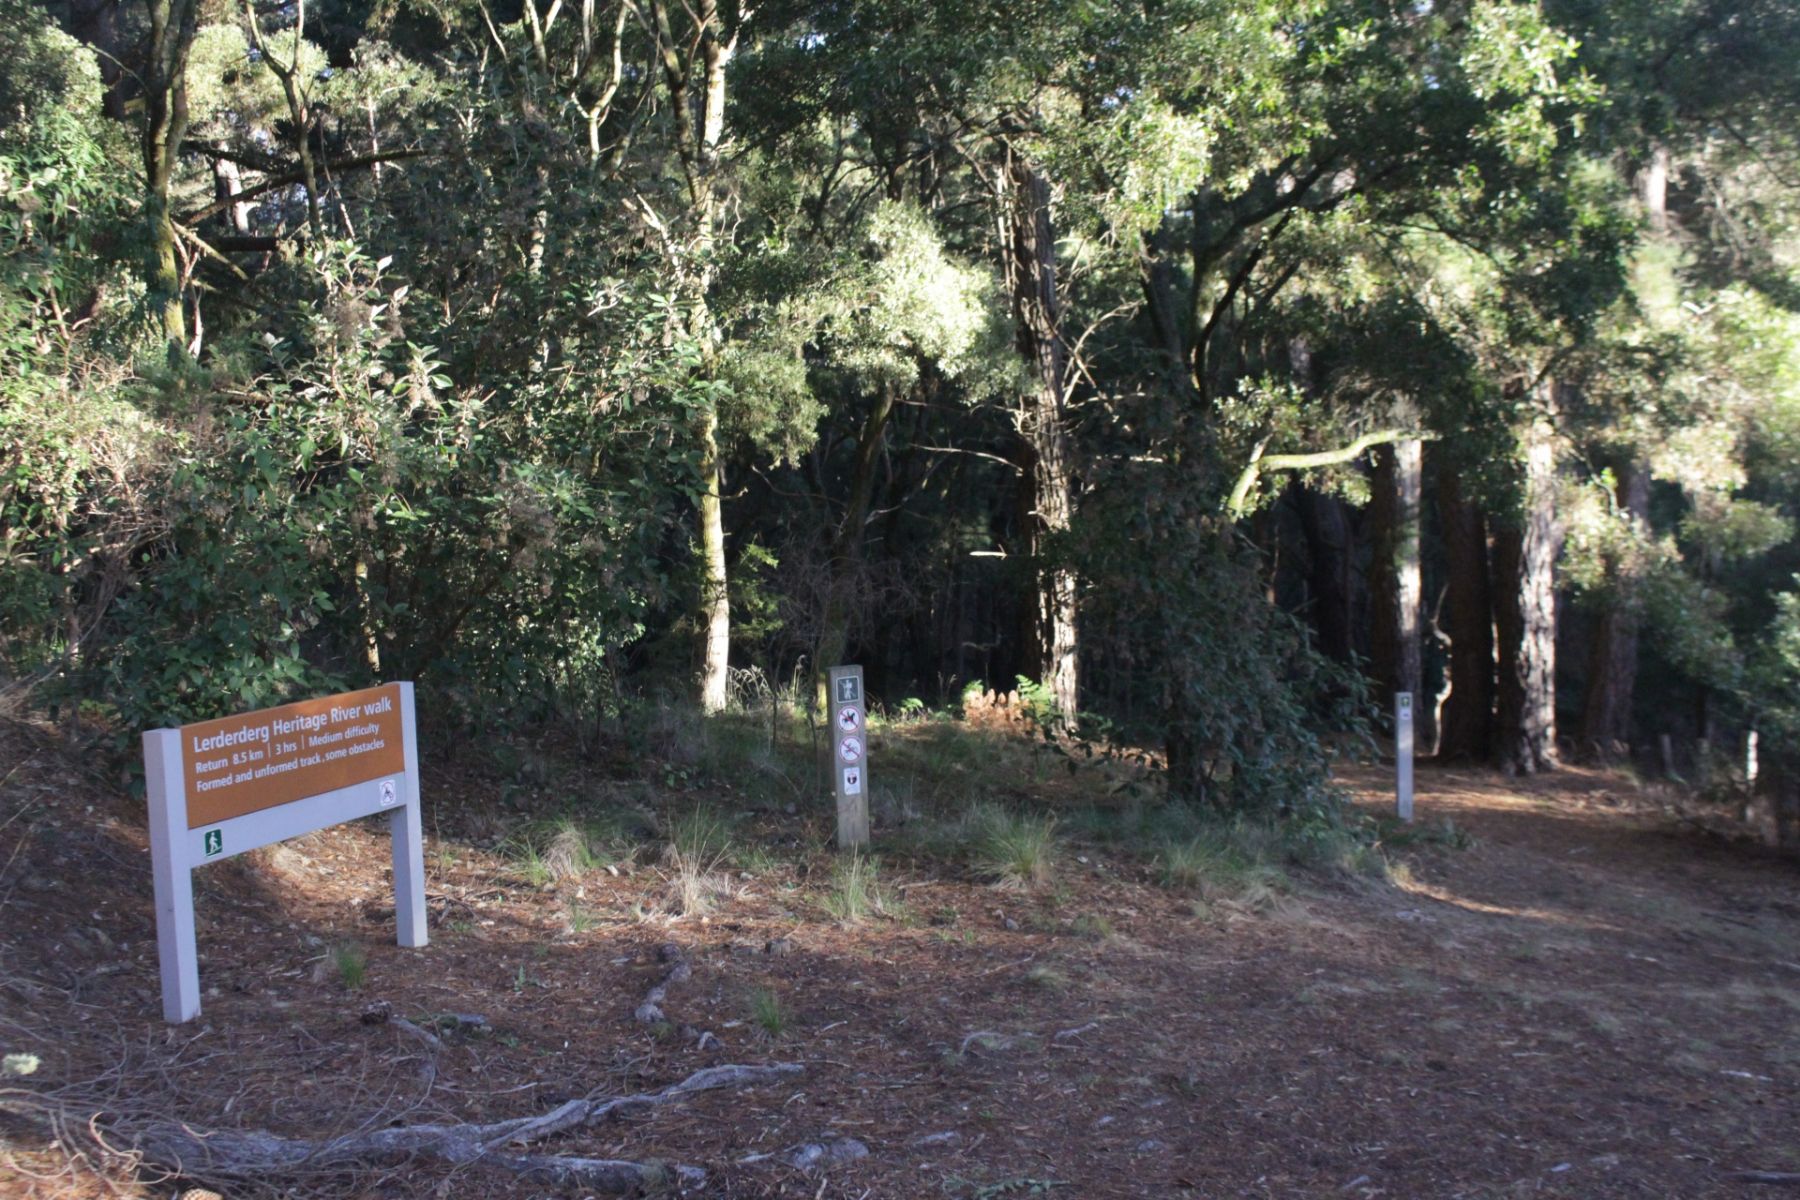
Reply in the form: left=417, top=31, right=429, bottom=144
left=203, top=829, right=222, bottom=857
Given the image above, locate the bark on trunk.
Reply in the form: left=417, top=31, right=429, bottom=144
left=1295, top=490, right=1354, bottom=664
left=1437, top=463, right=1494, bottom=761
left=1579, top=460, right=1649, bottom=760
left=143, top=0, right=201, bottom=353
left=1368, top=440, right=1423, bottom=713
left=1494, top=391, right=1564, bottom=774
left=648, top=0, right=734, bottom=712
left=212, top=153, right=253, bottom=234
left=1002, top=153, right=1078, bottom=722
left=697, top=408, right=730, bottom=714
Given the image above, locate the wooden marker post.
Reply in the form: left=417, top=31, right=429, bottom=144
left=1395, top=690, right=1415, bottom=823
left=144, top=682, right=427, bottom=1023
left=828, top=665, right=869, bottom=850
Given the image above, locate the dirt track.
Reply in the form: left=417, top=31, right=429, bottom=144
left=1, top=720, right=1796, bottom=1198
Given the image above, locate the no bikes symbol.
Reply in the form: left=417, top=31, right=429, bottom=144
left=838, top=735, right=863, bottom=764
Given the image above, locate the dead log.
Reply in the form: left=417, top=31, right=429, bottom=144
left=104, top=1062, right=802, bottom=1191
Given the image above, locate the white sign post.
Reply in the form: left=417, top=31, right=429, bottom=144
left=1395, top=691, right=1415, bottom=824
left=144, top=682, right=427, bottom=1023
left=829, top=665, right=869, bottom=850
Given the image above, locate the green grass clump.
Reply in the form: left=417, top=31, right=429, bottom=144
left=663, top=806, right=735, bottom=916
left=1070, top=913, right=1116, bottom=942
left=507, top=837, right=553, bottom=888
left=967, top=804, right=1059, bottom=889
left=505, top=815, right=620, bottom=887
left=330, top=941, right=368, bottom=990
left=542, top=818, right=599, bottom=880
left=748, top=986, right=789, bottom=1038
left=1154, top=827, right=1289, bottom=907
left=732, top=842, right=783, bottom=876
left=822, top=852, right=903, bottom=924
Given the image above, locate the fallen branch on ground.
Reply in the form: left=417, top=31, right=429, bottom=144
left=10, top=1062, right=801, bottom=1194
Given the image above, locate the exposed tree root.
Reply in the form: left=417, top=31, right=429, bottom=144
left=632, top=942, right=721, bottom=1048
left=634, top=941, right=693, bottom=1024
left=16, top=1062, right=802, bottom=1194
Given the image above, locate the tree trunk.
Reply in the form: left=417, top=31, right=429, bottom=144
left=697, top=408, right=730, bottom=714
left=1368, top=440, right=1423, bottom=713
left=1437, top=462, right=1494, bottom=761
left=143, top=0, right=201, bottom=353
left=244, top=0, right=323, bottom=240
left=1579, top=460, right=1649, bottom=760
left=647, top=0, right=734, bottom=712
left=1642, top=144, right=1670, bottom=234
left=1002, top=153, right=1078, bottom=722
left=1295, top=490, right=1354, bottom=664
left=1575, top=151, right=1669, bottom=760
left=1494, top=391, right=1564, bottom=774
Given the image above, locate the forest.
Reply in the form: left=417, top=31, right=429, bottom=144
left=5, top=3, right=1800, bottom=1196
left=3, top=0, right=1800, bottom=827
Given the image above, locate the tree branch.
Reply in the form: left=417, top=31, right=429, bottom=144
left=177, top=151, right=434, bottom=225
left=1228, top=429, right=1434, bottom=518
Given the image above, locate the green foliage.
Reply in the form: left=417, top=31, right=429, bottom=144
left=1078, top=466, right=1371, bottom=816
left=1011, top=676, right=1060, bottom=729
left=4, top=0, right=1793, bottom=829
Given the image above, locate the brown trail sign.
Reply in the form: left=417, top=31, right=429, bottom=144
left=144, top=682, right=427, bottom=1023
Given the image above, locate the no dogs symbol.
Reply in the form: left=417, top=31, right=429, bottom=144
left=837, top=705, right=861, bottom=732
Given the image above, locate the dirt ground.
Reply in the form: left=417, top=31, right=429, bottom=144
left=1, top=716, right=1797, bottom=1199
